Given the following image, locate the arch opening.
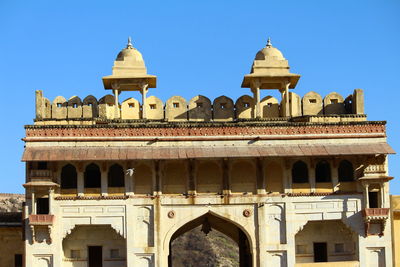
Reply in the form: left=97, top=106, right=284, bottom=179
left=169, top=212, right=252, bottom=267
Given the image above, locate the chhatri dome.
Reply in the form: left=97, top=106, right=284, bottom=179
left=254, top=37, right=285, bottom=61
left=112, top=37, right=147, bottom=76
left=102, top=37, right=156, bottom=90
left=241, top=37, right=300, bottom=89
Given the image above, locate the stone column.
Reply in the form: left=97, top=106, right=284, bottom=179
left=48, top=188, right=54, bottom=214
left=140, top=83, right=149, bottom=119
left=285, top=81, right=291, bottom=117
left=188, top=159, right=196, bottom=195
left=380, top=182, right=385, bottom=208
left=125, top=161, right=134, bottom=196
left=252, top=80, right=261, bottom=118
left=101, top=163, right=108, bottom=196
left=154, top=160, right=163, bottom=195
left=31, top=191, right=36, bottom=214
left=283, top=159, right=292, bottom=194
left=112, top=81, right=121, bottom=119
left=309, top=160, right=316, bottom=193
left=364, top=183, right=370, bottom=208
left=77, top=169, right=84, bottom=197
left=331, top=159, right=339, bottom=192
left=222, top=158, right=231, bottom=195
left=256, top=158, right=265, bottom=194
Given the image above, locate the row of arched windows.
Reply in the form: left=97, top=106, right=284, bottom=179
left=292, top=160, right=354, bottom=183
left=61, top=163, right=125, bottom=189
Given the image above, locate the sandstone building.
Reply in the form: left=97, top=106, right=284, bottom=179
left=21, top=37, right=396, bottom=267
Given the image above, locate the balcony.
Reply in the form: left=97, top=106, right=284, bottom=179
left=29, top=169, right=53, bottom=180
left=362, top=208, right=389, bottom=218
left=362, top=208, right=389, bottom=236
left=29, top=214, right=54, bottom=226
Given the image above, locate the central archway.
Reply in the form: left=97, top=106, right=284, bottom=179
left=168, top=212, right=252, bottom=267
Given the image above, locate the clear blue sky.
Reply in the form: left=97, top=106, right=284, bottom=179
left=0, top=1, right=399, bottom=194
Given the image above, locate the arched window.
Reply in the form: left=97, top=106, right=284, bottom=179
left=61, top=164, right=77, bottom=189
left=315, top=160, right=331, bottom=183
left=108, top=164, right=125, bottom=187
left=338, top=160, right=354, bottom=182
left=84, top=163, right=101, bottom=188
left=292, top=161, right=309, bottom=183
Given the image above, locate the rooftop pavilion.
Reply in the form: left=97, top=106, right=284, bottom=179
left=35, top=38, right=365, bottom=125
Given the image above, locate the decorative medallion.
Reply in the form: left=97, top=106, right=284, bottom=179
left=167, top=210, right=175, bottom=219
left=243, top=209, right=252, bottom=217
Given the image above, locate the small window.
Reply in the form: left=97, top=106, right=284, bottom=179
left=110, top=249, right=120, bottom=259
left=196, top=102, right=203, bottom=108
left=296, top=244, right=307, bottom=254
left=173, top=102, right=180, bottom=108
left=292, top=161, right=309, bottom=183
left=150, top=104, right=156, bottom=109
left=71, top=250, right=80, bottom=259
left=338, top=160, right=354, bottom=182
left=315, top=160, right=331, bottom=183
left=15, top=254, right=22, bottom=267
left=36, top=198, right=49, bottom=214
left=309, top=99, right=317, bottom=104
left=369, top=191, right=379, bottom=208
left=243, top=102, right=250, bottom=108
left=37, top=161, right=47, bottom=170
left=84, top=163, right=101, bottom=188
left=128, top=103, right=135, bottom=108
left=334, top=243, right=344, bottom=253
left=61, top=164, right=77, bottom=189
left=267, top=103, right=273, bottom=107
left=108, top=164, right=125, bottom=187
left=331, top=99, right=338, bottom=104
left=220, top=103, right=226, bottom=109
left=87, top=103, right=93, bottom=107
left=57, top=103, right=63, bottom=108
left=73, top=103, right=78, bottom=108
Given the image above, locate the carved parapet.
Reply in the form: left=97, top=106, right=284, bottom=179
left=34, top=90, right=365, bottom=123
left=29, top=214, right=54, bottom=226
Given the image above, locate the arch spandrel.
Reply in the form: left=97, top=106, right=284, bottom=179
left=162, top=209, right=256, bottom=255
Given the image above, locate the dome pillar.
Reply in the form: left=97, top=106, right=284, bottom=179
left=242, top=38, right=300, bottom=118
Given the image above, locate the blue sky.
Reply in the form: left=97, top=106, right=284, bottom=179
left=0, top=1, right=399, bottom=194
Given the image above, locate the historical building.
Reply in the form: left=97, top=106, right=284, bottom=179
left=21, top=37, right=396, bottom=267
left=0, top=193, right=24, bottom=267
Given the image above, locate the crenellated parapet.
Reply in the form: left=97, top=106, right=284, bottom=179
left=35, top=89, right=365, bottom=124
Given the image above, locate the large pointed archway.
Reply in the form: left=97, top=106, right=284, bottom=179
left=168, top=212, right=252, bottom=267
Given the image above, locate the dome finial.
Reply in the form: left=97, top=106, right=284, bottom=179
left=266, top=37, right=272, bottom=47
left=127, top=36, right=133, bottom=49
